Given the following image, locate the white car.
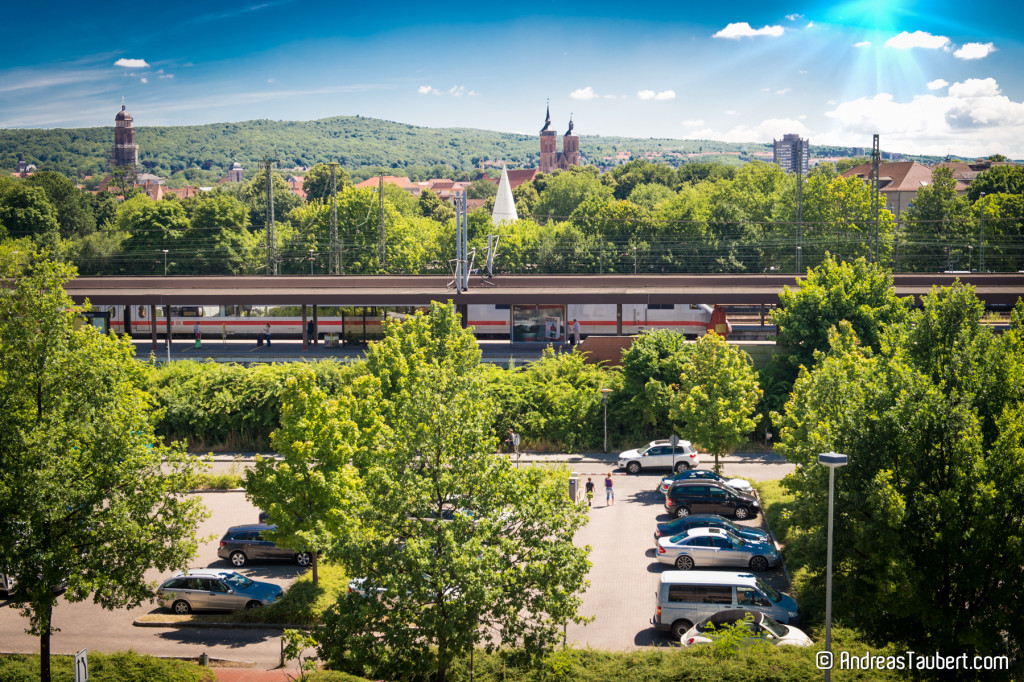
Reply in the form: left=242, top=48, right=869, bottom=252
left=658, top=470, right=753, bottom=494
left=617, top=439, right=700, bottom=474
left=680, top=609, right=813, bottom=647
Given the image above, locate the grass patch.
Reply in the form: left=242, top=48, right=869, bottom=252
left=191, top=471, right=244, bottom=490
left=753, top=479, right=796, bottom=546
left=0, top=651, right=216, bottom=682
left=230, top=561, right=349, bottom=627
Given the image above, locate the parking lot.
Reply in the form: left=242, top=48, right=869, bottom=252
left=565, top=469, right=791, bottom=650
left=0, top=459, right=793, bottom=665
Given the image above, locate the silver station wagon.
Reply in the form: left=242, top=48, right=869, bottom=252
left=656, top=526, right=779, bottom=571
left=157, top=569, right=283, bottom=614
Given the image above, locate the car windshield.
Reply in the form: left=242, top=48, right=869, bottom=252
left=222, top=572, right=254, bottom=591
left=638, top=443, right=655, bottom=455
left=761, top=615, right=789, bottom=638
left=756, top=578, right=783, bottom=603
left=726, top=532, right=746, bottom=547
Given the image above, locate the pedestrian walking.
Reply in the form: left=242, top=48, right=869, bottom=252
left=193, top=322, right=201, bottom=349
left=307, top=319, right=316, bottom=346
left=585, top=477, right=595, bottom=507
left=604, top=472, right=615, bottom=505
left=264, top=323, right=272, bottom=348
left=572, top=318, right=581, bottom=346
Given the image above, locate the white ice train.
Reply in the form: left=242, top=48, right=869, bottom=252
left=95, top=303, right=719, bottom=341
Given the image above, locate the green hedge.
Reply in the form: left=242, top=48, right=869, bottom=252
left=0, top=652, right=216, bottom=682
left=147, top=360, right=363, bottom=450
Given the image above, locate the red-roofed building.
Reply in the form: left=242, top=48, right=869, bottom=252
left=841, top=161, right=968, bottom=219
left=486, top=168, right=538, bottom=190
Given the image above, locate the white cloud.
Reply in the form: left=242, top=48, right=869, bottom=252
left=713, top=22, right=784, bottom=39
left=884, top=30, right=950, bottom=50
left=926, top=78, right=948, bottom=91
left=805, top=21, right=814, bottom=28
left=948, top=77, right=1000, bottom=98
left=724, top=110, right=738, bottom=116
left=159, top=73, right=174, bottom=80
left=785, top=13, right=803, bottom=21
left=637, top=89, right=676, bottom=101
left=140, top=78, right=148, bottom=84
left=854, top=41, right=871, bottom=48
left=702, top=118, right=811, bottom=143
left=680, top=119, right=705, bottom=127
left=954, top=42, right=996, bottom=60
left=570, top=86, right=598, bottom=100
left=603, top=94, right=619, bottom=99
left=798, top=114, right=807, bottom=120
left=822, top=77, right=1024, bottom=157
left=114, top=58, right=150, bottom=69
left=417, top=85, right=440, bottom=95
left=267, top=78, right=276, bottom=83
left=776, top=88, right=792, bottom=95
left=449, top=85, right=466, bottom=97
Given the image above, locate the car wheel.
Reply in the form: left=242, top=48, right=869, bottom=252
left=627, top=462, right=641, bottom=475
left=675, top=555, right=695, bottom=570
left=671, top=619, right=693, bottom=641
left=749, top=555, right=769, bottom=572
left=674, top=506, right=690, bottom=518
left=734, top=506, right=751, bottom=520
left=172, top=600, right=192, bottom=615
left=674, top=462, right=688, bottom=474
left=245, top=600, right=263, bottom=609
left=296, top=552, right=312, bottom=567
left=229, top=551, right=247, bottom=567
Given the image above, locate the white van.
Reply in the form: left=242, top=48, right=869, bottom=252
left=652, top=570, right=801, bottom=640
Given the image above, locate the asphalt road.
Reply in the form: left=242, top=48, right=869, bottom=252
left=0, top=458, right=795, bottom=666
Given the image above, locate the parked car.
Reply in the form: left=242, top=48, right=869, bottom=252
left=654, top=514, right=771, bottom=545
left=618, top=439, right=700, bottom=474
left=665, top=481, right=760, bottom=520
left=656, top=527, right=779, bottom=571
left=680, top=609, right=812, bottom=647
left=217, top=524, right=313, bottom=567
left=658, top=469, right=753, bottom=494
left=652, top=571, right=801, bottom=640
left=157, top=569, right=283, bottom=614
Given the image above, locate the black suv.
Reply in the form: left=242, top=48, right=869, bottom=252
left=217, top=524, right=312, bottom=567
left=664, top=481, right=760, bottom=520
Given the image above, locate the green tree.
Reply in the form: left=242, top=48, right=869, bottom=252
left=467, top=178, right=498, bottom=200
left=302, top=163, right=352, bottom=203
left=241, top=167, right=303, bottom=227
left=119, top=200, right=192, bottom=274
left=532, top=170, right=612, bottom=223
left=774, top=287, right=1024, bottom=659
left=902, top=166, right=974, bottom=271
left=670, top=332, right=762, bottom=473
left=418, top=188, right=456, bottom=223
left=0, top=183, right=60, bottom=238
left=772, top=255, right=912, bottom=369
left=619, top=330, right=693, bottom=439
left=0, top=258, right=208, bottom=682
left=966, top=163, right=1024, bottom=202
left=245, top=371, right=383, bottom=586
left=317, top=303, right=591, bottom=682
left=25, top=172, right=96, bottom=238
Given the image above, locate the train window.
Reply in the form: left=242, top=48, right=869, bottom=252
left=495, top=304, right=510, bottom=310
left=648, top=304, right=675, bottom=310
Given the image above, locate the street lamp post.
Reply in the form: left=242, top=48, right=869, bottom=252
left=600, top=388, right=613, bottom=453
left=818, top=451, right=848, bottom=682
left=309, top=249, right=316, bottom=275
left=159, top=249, right=169, bottom=276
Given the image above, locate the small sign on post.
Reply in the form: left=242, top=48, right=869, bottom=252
left=669, top=434, right=679, bottom=454
left=74, top=649, right=88, bottom=682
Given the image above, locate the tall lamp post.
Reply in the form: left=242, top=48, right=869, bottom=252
left=819, top=451, right=848, bottom=682
left=600, top=388, right=613, bottom=453
left=159, top=249, right=169, bottom=276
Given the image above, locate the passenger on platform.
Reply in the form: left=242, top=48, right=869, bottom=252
left=264, top=323, right=272, bottom=348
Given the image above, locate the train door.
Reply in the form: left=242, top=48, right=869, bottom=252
left=512, top=304, right=565, bottom=343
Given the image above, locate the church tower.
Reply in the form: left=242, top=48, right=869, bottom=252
left=112, top=100, right=139, bottom=168
left=539, top=103, right=557, bottom=174
left=560, top=116, right=580, bottom=169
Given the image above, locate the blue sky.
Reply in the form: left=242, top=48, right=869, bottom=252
left=3, top=0, right=1023, bottom=159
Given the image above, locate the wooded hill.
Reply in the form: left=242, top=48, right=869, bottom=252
left=0, top=114, right=938, bottom=186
